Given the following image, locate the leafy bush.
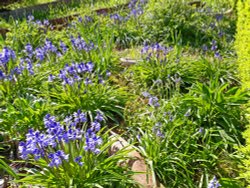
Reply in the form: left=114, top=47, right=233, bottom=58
left=235, top=0, right=250, bottom=89
left=235, top=0, right=250, bottom=186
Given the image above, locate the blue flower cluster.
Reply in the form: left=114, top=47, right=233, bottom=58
left=208, top=176, right=221, bottom=188
left=141, top=43, right=173, bottom=61
left=201, top=12, right=224, bottom=59
left=110, top=0, right=147, bottom=23
left=142, top=92, right=160, bottom=107
left=27, top=14, right=51, bottom=28
left=202, top=40, right=221, bottom=59
left=110, top=14, right=124, bottom=23
left=70, top=35, right=94, bottom=52
left=48, top=150, right=69, bottom=167
left=0, top=47, right=16, bottom=80
left=19, top=110, right=104, bottom=168
left=49, top=61, right=102, bottom=86
left=128, top=0, right=147, bottom=17
left=34, top=39, right=64, bottom=61
left=83, top=112, right=104, bottom=154
left=0, top=47, right=35, bottom=81
left=0, top=38, right=67, bottom=82
left=152, top=122, right=165, bottom=138
left=0, top=47, right=16, bottom=66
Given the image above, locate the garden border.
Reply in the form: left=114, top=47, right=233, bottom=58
left=0, top=2, right=129, bottom=37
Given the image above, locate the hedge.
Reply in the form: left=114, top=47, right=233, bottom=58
left=235, top=0, right=250, bottom=186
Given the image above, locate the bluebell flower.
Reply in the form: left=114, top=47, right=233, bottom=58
left=208, top=176, right=221, bottom=188
left=84, top=16, right=93, bottom=23
left=73, top=110, right=87, bottom=123
left=142, top=91, right=151, bottom=97
left=64, top=116, right=72, bottom=125
left=95, top=111, right=104, bottom=122
left=106, top=70, right=111, bottom=77
left=202, top=44, right=208, bottom=52
left=76, top=62, right=86, bottom=73
left=48, top=153, right=63, bottom=168
left=63, top=77, right=75, bottom=86
left=0, top=70, right=5, bottom=80
left=128, top=0, right=138, bottom=9
left=43, top=19, right=50, bottom=26
left=98, top=76, right=104, bottom=84
left=48, top=74, right=55, bottom=82
left=60, top=41, right=68, bottom=54
left=198, top=127, right=204, bottom=133
left=26, top=59, right=34, bottom=75
left=214, top=51, right=221, bottom=59
left=156, top=130, right=165, bottom=138
left=148, top=96, right=160, bottom=107
left=27, top=15, right=34, bottom=22
left=141, top=45, right=149, bottom=54
left=43, top=114, right=61, bottom=131
left=0, top=47, right=16, bottom=66
left=44, top=39, right=58, bottom=53
left=71, top=35, right=94, bottom=52
left=84, top=130, right=102, bottom=153
left=218, top=30, right=224, bottom=38
left=56, top=51, right=62, bottom=57
left=59, top=69, right=67, bottom=80
left=139, top=0, right=147, bottom=4
left=215, top=14, right=223, bottom=22
left=49, top=25, right=55, bottom=30
left=152, top=123, right=164, bottom=138
left=136, top=134, right=141, bottom=140
left=74, top=156, right=84, bottom=166
left=141, top=43, right=172, bottom=60
left=110, top=13, right=123, bottom=22
left=35, top=20, right=42, bottom=26
left=84, top=78, right=92, bottom=85
left=35, top=47, right=45, bottom=61
left=55, top=150, right=69, bottom=160
left=94, top=148, right=100, bottom=154
left=211, top=40, right=217, bottom=51
left=85, top=62, right=94, bottom=72
left=24, top=43, right=33, bottom=57
left=87, top=41, right=95, bottom=52
left=130, top=7, right=143, bottom=17
left=78, top=16, right=83, bottom=23
left=19, top=129, right=48, bottom=160
left=64, top=64, right=75, bottom=75
left=91, top=121, right=101, bottom=132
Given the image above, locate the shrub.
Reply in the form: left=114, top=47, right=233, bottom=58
left=235, top=0, right=250, bottom=186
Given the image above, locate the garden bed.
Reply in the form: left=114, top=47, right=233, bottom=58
left=0, top=0, right=248, bottom=187
left=0, top=0, right=80, bottom=19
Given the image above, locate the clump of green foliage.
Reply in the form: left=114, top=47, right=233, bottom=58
left=235, top=0, right=250, bottom=89
left=235, top=0, right=250, bottom=186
